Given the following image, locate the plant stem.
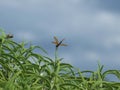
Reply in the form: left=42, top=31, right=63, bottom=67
left=55, top=47, right=58, bottom=61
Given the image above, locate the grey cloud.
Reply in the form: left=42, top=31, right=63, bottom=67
left=0, top=0, right=120, bottom=70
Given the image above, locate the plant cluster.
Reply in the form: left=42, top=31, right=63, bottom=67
left=0, top=30, right=120, bottom=90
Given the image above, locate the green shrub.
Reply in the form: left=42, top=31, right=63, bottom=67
left=0, top=30, right=120, bottom=90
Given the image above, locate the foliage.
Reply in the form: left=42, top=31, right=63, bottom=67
left=0, top=30, right=120, bottom=90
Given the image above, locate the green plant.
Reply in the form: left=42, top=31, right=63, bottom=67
left=0, top=30, right=120, bottom=90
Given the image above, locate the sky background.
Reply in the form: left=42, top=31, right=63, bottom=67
left=0, top=0, right=120, bottom=76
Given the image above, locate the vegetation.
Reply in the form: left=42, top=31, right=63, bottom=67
left=0, top=30, right=120, bottom=90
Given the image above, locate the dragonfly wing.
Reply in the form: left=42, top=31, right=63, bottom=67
left=54, top=36, right=59, bottom=44
left=60, top=43, right=67, bottom=46
left=52, top=41, right=57, bottom=45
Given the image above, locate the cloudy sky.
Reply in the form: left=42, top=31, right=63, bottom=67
left=0, top=0, right=120, bottom=73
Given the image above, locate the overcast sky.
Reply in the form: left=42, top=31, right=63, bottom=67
left=0, top=0, right=120, bottom=74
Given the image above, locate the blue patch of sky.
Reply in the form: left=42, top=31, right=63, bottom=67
left=0, top=0, right=120, bottom=77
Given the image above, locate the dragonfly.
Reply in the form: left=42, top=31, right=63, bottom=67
left=0, top=34, right=13, bottom=43
left=52, top=36, right=67, bottom=47
left=6, top=34, right=13, bottom=39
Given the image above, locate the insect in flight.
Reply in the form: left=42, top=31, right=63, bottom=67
left=52, top=36, right=67, bottom=47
